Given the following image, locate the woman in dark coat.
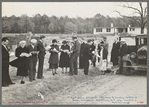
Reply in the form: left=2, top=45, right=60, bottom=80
left=48, top=39, right=59, bottom=75
left=59, top=40, right=70, bottom=73
left=13, top=40, right=31, bottom=84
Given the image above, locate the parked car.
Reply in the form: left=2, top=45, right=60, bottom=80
left=121, top=34, right=147, bottom=75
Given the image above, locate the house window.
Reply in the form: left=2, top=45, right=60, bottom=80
left=96, top=28, right=102, bottom=32
left=106, top=28, right=111, bottom=32
left=130, top=28, right=135, bottom=31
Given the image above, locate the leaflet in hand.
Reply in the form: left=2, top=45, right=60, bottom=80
left=30, top=51, right=39, bottom=54
left=20, top=53, right=31, bottom=57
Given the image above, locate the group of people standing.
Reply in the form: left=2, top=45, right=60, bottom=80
left=2, top=35, right=46, bottom=86
left=2, top=34, right=128, bottom=87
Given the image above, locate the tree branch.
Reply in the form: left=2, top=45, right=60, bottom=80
left=143, top=20, right=148, bottom=27
left=139, top=2, right=143, bottom=17
left=118, top=4, right=142, bottom=16
left=114, top=11, right=141, bottom=26
left=144, top=7, right=147, bottom=18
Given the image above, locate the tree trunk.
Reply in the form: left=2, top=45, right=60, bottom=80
left=141, top=26, right=144, bottom=34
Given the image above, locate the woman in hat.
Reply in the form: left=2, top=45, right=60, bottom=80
left=59, top=40, right=70, bottom=73
left=48, top=39, right=59, bottom=75
left=98, top=41, right=108, bottom=74
left=15, top=40, right=31, bottom=84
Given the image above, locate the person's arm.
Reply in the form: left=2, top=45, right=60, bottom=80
left=15, top=48, right=21, bottom=57
left=2, top=46, right=8, bottom=60
left=72, top=42, right=80, bottom=53
left=37, top=42, right=45, bottom=53
left=123, top=45, right=128, bottom=56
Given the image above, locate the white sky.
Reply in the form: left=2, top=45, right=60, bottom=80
left=2, top=2, right=147, bottom=18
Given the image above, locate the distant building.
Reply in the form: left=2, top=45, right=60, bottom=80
left=93, top=23, right=147, bottom=35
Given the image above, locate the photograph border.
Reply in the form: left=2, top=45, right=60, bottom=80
left=0, top=0, right=148, bottom=106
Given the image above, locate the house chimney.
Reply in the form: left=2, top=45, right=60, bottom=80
left=111, top=23, right=113, bottom=27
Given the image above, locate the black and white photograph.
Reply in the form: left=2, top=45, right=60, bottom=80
left=1, top=1, right=148, bottom=105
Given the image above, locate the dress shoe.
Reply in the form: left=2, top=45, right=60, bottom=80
left=33, top=79, right=36, bottom=81
left=29, top=80, right=33, bottom=82
left=21, top=81, right=25, bottom=84
left=2, top=84, right=9, bottom=87
left=37, top=76, right=44, bottom=79
left=55, top=72, right=57, bottom=74
left=101, top=71, right=105, bottom=75
left=8, top=82, right=15, bottom=85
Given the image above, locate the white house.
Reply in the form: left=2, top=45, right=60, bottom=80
left=93, top=23, right=147, bottom=35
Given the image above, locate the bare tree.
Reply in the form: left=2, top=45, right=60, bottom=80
left=115, top=2, right=148, bottom=34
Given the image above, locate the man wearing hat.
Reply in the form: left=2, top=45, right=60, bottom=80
left=117, top=39, right=128, bottom=74
left=82, top=39, right=93, bottom=75
left=79, top=38, right=87, bottom=69
left=37, top=35, right=46, bottom=79
left=69, top=36, right=80, bottom=75
left=28, top=39, right=38, bottom=82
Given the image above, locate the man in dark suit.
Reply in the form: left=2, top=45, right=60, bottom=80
left=89, top=40, right=96, bottom=67
left=111, top=37, right=120, bottom=66
left=2, top=37, right=15, bottom=87
left=37, top=35, right=46, bottom=79
left=69, top=36, right=80, bottom=75
left=79, top=38, right=87, bottom=69
left=82, top=39, right=93, bottom=75
left=28, top=39, right=38, bottom=82
left=117, top=40, right=128, bottom=74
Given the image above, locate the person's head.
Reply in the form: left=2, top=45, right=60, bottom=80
left=114, top=36, right=119, bottom=42
left=52, top=39, right=57, bottom=45
left=2, top=37, right=9, bottom=46
left=40, top=35, right=45, bottom=41
left=100, top=41, right=105, bottom=48
left=19, top=40, right=26, bottom=48
left=30, top=39, right=37, bottom=46
left=87, top=39, right=93, bottom=45
left=62, top=40, right=67, bottom=45
left=102, top=35, right=107, bottom=42
left=72, top=36, right=77, bottom=42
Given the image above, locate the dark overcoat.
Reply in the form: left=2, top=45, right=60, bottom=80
left=15, top=46, right=29, bottom=76
left=111, top=42, right=120, bottom=65
left=49, top=44, right=59, bottom=64
left=2, top=45, right=12, bottom=84
left=59, top=44, right=70, bottom=67
left=118, top=44, right=128, bottom=58
left=79, top=42, right=86, bottom=69
left=82, top=44, right=92, bottom=75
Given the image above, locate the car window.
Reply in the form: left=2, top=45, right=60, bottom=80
left=139, top=38, right=147, bottom=45
left=121, top=37, right=136, bottom=46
